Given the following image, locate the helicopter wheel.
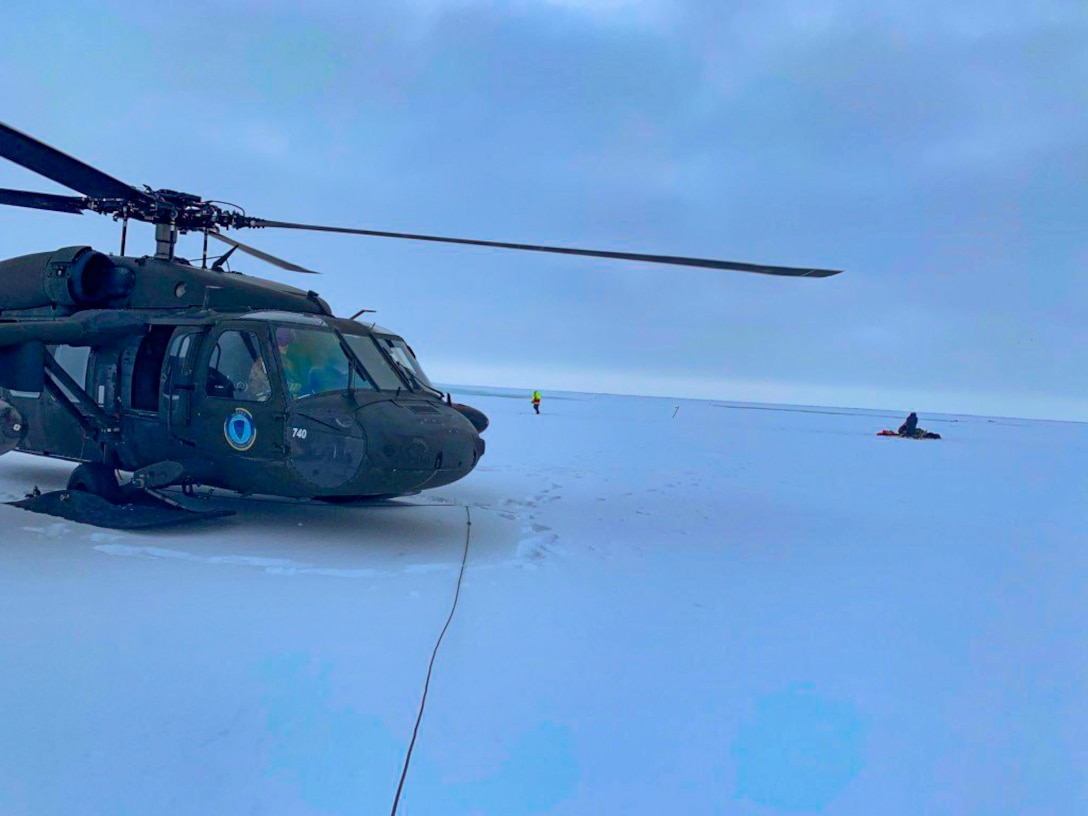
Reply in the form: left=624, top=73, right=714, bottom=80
left=67, top=463, right=122, bottom=504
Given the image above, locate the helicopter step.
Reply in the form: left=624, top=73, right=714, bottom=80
left=131, top=460, right=187, bottom=490
left=7, top=485, right=234, bottom=530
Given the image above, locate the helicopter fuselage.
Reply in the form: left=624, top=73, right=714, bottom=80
left=0, top=119, right=839, bottom=520
left=0, top=247, right=487, bottom=500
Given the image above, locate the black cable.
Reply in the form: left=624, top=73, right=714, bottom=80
left=390, top=505, right=473, bottom=816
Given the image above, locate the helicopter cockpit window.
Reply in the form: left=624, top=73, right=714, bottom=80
left=342, top=335, right=405, bottom=391
left=275, top=327, right=363, bottom=399
left=205, top=330, right=271, bottom=402
left=377, top=336, right=434, bottom=390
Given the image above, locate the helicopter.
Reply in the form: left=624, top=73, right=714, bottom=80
left=0, top=121, right=841, bottom=527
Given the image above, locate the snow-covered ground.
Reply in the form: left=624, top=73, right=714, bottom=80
left=0, top=389, right=1084, bottom=815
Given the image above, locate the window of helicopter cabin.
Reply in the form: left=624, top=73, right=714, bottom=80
left=205, top=330, right=271, bottom=402
left=130, top=325, right=175, bottom=412
left=49, top=345, right=91, bottom=402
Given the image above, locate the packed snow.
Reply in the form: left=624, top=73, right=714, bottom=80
left=0, top=388, right=1084, bottom=815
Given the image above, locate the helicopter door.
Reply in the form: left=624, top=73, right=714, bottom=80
left=161, top=327, right=207, bottom=443
left=194, top=325, right=286, bottom=464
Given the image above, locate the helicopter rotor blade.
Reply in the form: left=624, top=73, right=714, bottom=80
left=0, top=187, right=88, bottom=214
left=0, top=121, right=153, bottom=204
left=249, top=218, right=842, bottom=277
left=207, top=231, right=319, bottom=274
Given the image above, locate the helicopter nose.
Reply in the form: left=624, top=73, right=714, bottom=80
left=356, top=400, right=483, bottom=492
left=451, top=401, right=489, bottom=433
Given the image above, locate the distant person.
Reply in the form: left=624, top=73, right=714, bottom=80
left=898, top=412, right=918, bottom=437
left=896, top=411, right=941, bottom=440
left=531, top=390, right=542, bottom=415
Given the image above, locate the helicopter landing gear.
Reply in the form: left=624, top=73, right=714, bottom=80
left=7, top=465, right=234, bottom=529
left=315, top=492, right=415, bottom=504
left=67, top=463, right=122, bottom=503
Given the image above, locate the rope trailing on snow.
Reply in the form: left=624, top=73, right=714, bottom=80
left=390, top=504, right=473, bottom=816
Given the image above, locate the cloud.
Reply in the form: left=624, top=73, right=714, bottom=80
left=2, top=1, right=1085, bottom=419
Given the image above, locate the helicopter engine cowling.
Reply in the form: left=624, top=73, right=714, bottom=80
left=0, top=399, right=27, bottom=456
left=65, top=247, right=134, bottom=306
left=0, top=246, right=134, bottom=310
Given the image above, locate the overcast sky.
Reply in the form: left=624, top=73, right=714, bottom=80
left=1, top=1, right=1085, bottom=420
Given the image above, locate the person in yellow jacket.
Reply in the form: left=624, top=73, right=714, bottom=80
left=531, top=390, right=542, bottom=415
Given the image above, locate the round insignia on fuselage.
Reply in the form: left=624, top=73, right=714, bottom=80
left=224, top=408, right=257, bottom=451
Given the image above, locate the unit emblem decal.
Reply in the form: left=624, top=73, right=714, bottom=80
left=224, top=408, right=257, bottom=451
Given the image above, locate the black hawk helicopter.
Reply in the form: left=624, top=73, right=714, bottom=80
left=0, top=121, right=841, bottom=527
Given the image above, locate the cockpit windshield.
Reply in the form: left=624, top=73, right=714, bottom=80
left=374, top=335, right=435, bottom=391
left=269, top=323, right=435, bottom=399
left=341, top=334, right=407, bottom=391
left=274, top=326, right=358, bottom=399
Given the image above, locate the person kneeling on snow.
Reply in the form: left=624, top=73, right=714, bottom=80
left=897, top=412, right=940, bottom=439
left=898, top=412, right=919, bottom=436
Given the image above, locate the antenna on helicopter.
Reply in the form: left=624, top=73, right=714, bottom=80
left=210, top=246, right=237, bottom=272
